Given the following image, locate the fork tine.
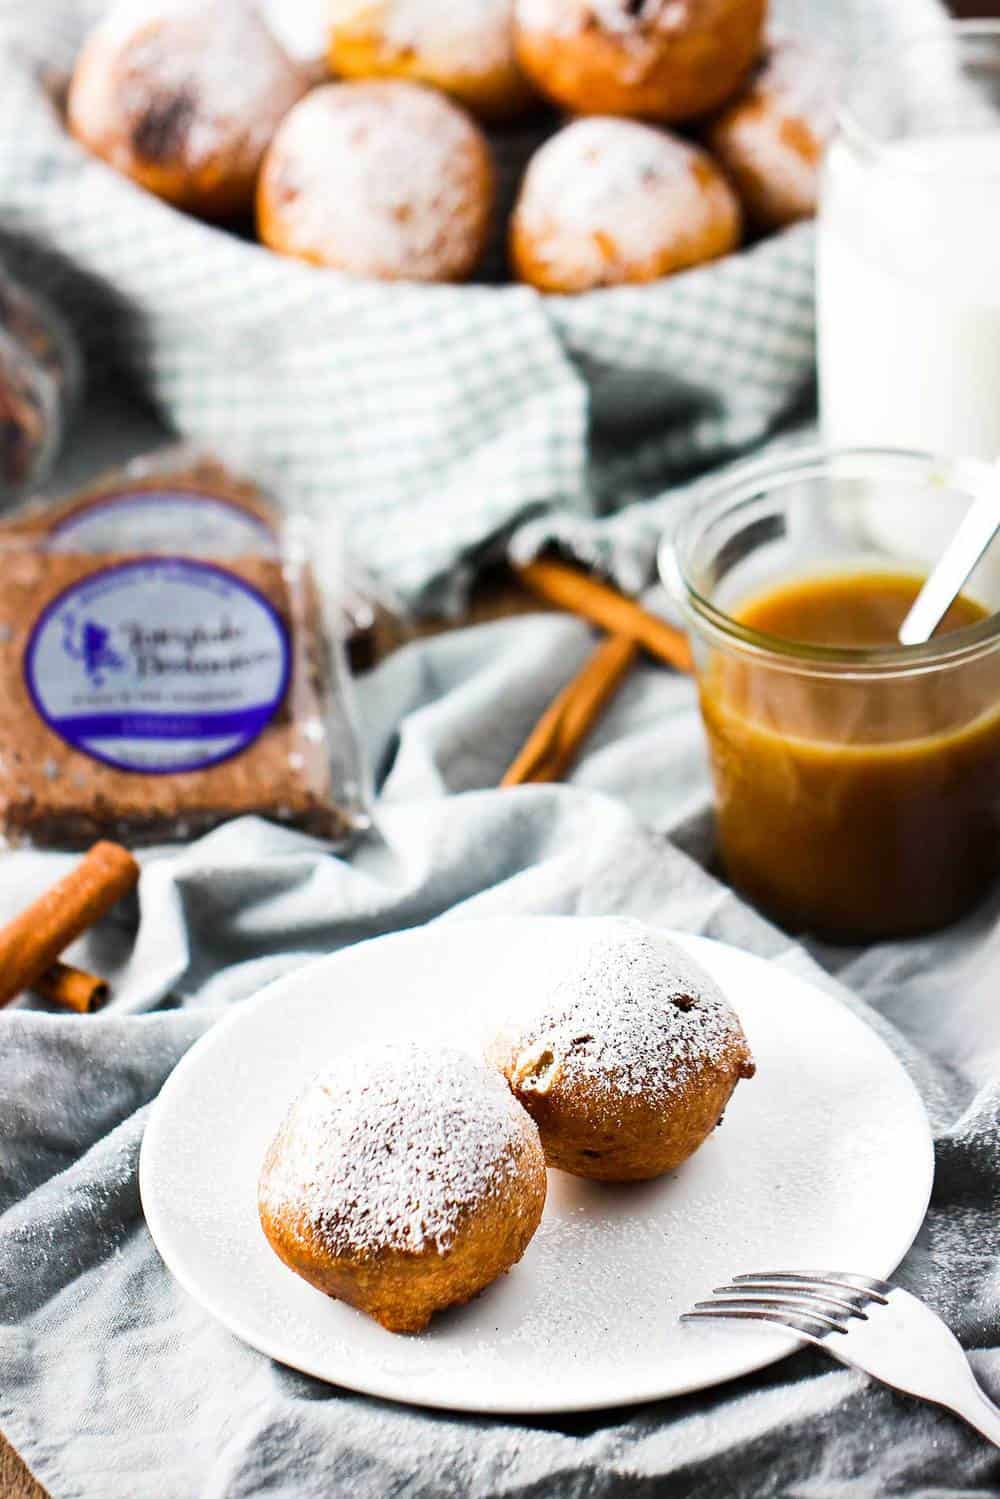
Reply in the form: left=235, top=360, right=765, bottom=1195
left=681, top=1307, right=831, bottom=1343
left=712, top=1283, right=869, bottom=1319
left=694, top=1298, right=850, bottom=1334
left=731, top=1272, right=891, bottom=1304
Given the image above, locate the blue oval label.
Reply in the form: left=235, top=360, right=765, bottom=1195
left=24, top=558, right=291, bottom=774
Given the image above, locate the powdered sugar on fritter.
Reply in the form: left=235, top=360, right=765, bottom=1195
left=516, top=0, right=697, bottom=38
left=264, top=82, right=491, bottom=280
left=85, top=0, right=306, bottom=168
left=258, top=0, right=329, bottom=66
left=491, top=919, right=752, bottom=1108
left=333, top=0, right=517, bottom=73
left=259, top=1044, right=542, bottom=1257
left=513, top=118, right=736, bottom=285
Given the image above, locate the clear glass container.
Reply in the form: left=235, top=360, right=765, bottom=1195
left=0, top=267, right=81, bottom=502
left=818, top=22, right=1000, bottom=463
left=660, top=447, right=1000, bottom=942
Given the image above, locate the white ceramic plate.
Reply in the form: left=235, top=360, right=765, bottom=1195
left=139, top=918, right=934, bottom=1415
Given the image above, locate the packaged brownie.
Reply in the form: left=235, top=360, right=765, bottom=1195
left=0, top=450, right=369, bottom=847
left=0, top=265, right=81, bottom=501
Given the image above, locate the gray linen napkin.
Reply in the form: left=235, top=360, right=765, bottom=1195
left=2, top=608, right=999, bottom=1499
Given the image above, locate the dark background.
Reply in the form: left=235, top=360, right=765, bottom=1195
left=951, top=1, right=1000, bottom=14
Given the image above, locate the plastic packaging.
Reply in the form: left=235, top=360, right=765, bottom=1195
left=0, top=449, right=369, bottom=847
left=0, top=265, right=81, bottom=500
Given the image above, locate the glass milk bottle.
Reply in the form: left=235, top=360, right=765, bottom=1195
left=817, top=23, right=1000, bottom=576
left=819, top=23, right=1000, bottom=460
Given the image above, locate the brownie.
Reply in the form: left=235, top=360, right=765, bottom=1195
left=0, top=545, right=362, bottom=847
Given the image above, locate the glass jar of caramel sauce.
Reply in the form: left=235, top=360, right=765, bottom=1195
left=662, top=449, right=1000, bottom=942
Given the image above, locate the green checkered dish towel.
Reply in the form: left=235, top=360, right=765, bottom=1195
left=0, top=0, right=942, bottom=614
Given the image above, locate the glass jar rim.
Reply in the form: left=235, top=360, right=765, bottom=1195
left=838, top=19, right=1000, bottom=172
left=658, top=445, right=1000, bottom=679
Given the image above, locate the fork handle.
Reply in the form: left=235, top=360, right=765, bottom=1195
left=948, top=1379, right=1000, bottom=1448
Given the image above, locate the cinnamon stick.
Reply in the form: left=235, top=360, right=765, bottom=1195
left=0, top=840, right=138, bottom=1008
left=516, top=560, right=694, bottom=675
left=32, top=961, right=109, bottom=1014
left=502, top=634, right=639, bottom=787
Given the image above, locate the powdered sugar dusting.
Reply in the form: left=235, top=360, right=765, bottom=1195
left=590, top=0, right=696, bottom=32
left=757, top=35, right=841, bottom=131
left=333, top=0, right=518, bottom=75
left=491, top=919, right=753, bottom=1109
left=259, top=1043, right=542, bottom=1257
left=513, top=118, right=737, bottom=287
left=263, top=82, right=492, bottom=281
left=79, top=0, right=307, bottom=169
left=707, top=38, right=840, bottom=225
left=258, top=0, right=329, bottom=66
left=516, top=0, right=699, bottom=40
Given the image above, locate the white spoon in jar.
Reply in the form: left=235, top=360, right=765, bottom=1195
left=898, top=462, right=1000, bottom=646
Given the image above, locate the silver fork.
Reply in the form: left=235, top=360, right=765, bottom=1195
left=682, top=1271, right=1000, bottom=1447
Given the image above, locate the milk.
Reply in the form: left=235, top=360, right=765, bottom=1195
left=818, top=132, right=1000, bottom=579
left=819, top=133, right=1000, bottom=456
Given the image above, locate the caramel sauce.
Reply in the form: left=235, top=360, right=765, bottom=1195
left=699, top=571, right=1000, bottom=940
